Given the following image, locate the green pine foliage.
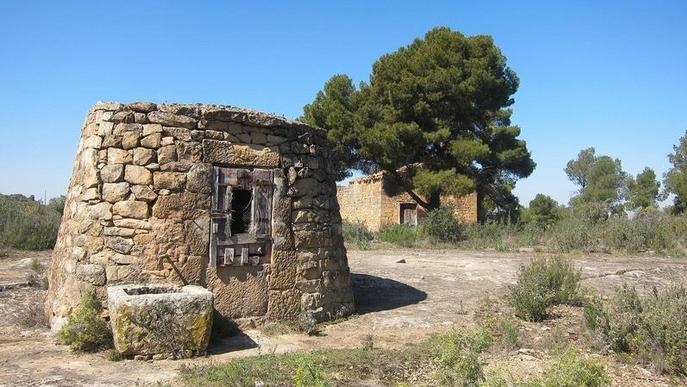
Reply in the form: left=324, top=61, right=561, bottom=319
left=302, top=27, right=535, bottom=219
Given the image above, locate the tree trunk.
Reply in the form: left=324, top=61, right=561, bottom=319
left=389, top=169, right=439, bottom=211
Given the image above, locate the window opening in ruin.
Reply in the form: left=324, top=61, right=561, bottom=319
left=210, top=167, right=273, bottom=268
left=399, top=203, right=418, bottom=226
left=230, top=189, right=252, bottom=235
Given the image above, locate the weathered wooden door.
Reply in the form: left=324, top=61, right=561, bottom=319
left=400, top=203, right=418, bottom=226
left=209, top=167, right=273, bottom=267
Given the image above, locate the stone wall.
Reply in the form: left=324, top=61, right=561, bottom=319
left=444, top=192, right=478, bottom=224
left=336, top=177, right=382, bottom=231
left=46, top=101, right=354, bottom=329
left=337, top=172, right=478, bottom=231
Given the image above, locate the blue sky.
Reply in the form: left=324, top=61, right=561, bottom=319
left=1, top=1, right=685, bottom=206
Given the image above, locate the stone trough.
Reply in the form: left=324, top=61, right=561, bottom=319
left=107, top=284, right=213, bottom=359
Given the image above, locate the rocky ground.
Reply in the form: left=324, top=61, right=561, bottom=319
left=1, top=248, right=686, bottom=386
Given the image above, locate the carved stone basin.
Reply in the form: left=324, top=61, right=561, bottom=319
left=107, top=284, right=213, bottom=358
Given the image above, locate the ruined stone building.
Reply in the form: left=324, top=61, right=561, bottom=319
left=337, top=171, right=478, bottom=231
left=46, top=102, right=354, bottom=329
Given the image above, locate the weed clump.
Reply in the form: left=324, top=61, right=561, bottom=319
left=15, top=301, right=48, bottom=328
left=293, top=355, right=330, bottom=387
left=433, top=328, right=492, bottom=386
left=509, top=257, right=581, bottom=322
left=106, top=349, right=124, bottom=362
left=377, top=224, right=417, bottom=247
left=531, top=347, right=610, bottom=387
left=342, top=220, right=374, bottom=250
left=58, top=291, right=112, bottom=352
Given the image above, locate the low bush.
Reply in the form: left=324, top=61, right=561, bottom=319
left=418, top=206, right=464, bottom=243
left=341, top=220, right=374, bottom=250
left=588, top=285, right=687, bottom=375
left=377, top=224, right=417, bottom=247
left=58, top=291, right=112, bottom=352
left=509, top=257, right=581, bottom=321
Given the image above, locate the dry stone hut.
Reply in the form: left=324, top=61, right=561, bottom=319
left=46, top=101, right=354, bottom=329
left=337, top=171, right=478, bottom=231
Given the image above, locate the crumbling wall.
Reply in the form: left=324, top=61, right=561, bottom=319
left=46, top=101, right=354, bottom=329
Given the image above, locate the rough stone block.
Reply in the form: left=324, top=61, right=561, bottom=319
left=108, top=148, right=131, bottom=164
left=147, top=111, right=197, bottom=129
left=140, top=133, right=162, bottom=149
left=131, top=184, right=158, bottom=202
left=121, top=131, right=140, bottom=149
left=112, top=200, right=149, bottom=219
left=157, top=145, right=178, bottom=164
left=124, top=165, right=152, bottom=185
left=202, top=140, right=280, bottom=167
left=133, top=147, right=156, bottom=165
left=153, top=172, right=186, bottom=191
left=101, top=164, right=124, bottom=183
left=76, top=263, right=106, bottom=285
left=108, top=284, right=213, bottom=357
left=102, top=182, right=130, bottom=203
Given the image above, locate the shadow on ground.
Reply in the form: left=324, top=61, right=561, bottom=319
left=208, top=331, right=258, bottom=354
left=351, top=273, right=427, bottom=314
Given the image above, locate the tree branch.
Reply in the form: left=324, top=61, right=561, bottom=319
left=389, top=169, right=432, bottom=210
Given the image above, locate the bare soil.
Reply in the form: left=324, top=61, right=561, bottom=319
left=1, top=249, right=686, bottom=386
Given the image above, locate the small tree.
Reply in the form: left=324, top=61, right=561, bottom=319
left=524, top=194, right=560, bottom=228
left=627, top=167, right=660, bottom=210
left=565, top=147, right=626, bottom=212
left=663, top=130, right=687, bottom=214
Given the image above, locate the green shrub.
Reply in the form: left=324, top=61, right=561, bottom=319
left=509, top=257, right=581, bottom=321
left=637, top=286, right=687, bottom=374
left=531, top=347, right=610, bottom=387
left=433, top=328, right=492, bottom=386
left=0, top=194, right=63, bottom=250
left=546, top=216, right=597, bottom=253
left=58, top=291, right=112, bottom=352
left=377, top=224, right=417, bottom=247
left=588, top=285, right=687, bottom=375
left=418, top=206, right=464, bottom=243
left=602, top=210, right=686, bottom=254
left=342, top=220, right=375, bottom=250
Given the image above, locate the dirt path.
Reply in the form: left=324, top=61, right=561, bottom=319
left=1, top=249, right=685, bottom=386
